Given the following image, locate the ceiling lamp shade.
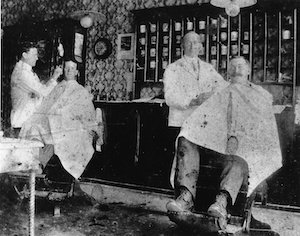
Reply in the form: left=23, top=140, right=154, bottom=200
left=80, top=15, right=93, bottom=28
left=70, top=10, right=106, bottom=28
left=211, top=0, right=257, bottom=17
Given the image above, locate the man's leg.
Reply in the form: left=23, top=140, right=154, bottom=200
left=166, top=137, right=200, bottom=212
left=208, top=155, right=249, bottom=218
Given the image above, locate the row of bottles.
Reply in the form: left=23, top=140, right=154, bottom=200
left=135, top=8, right=297, bottom=84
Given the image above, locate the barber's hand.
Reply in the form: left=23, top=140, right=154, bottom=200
left=52, top=66, right=63, bottom=81
left=226, top=136, right=239, bottom=155
left=189, top=91, right=214, bottom=106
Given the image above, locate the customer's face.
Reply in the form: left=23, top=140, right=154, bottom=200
left=183, top=32, right=202, bottom=58
left=22, top=48, right=39, bottom=67
left=64, top=61, right=78, bottom=81
left=228, top=57, right=250, bottom=83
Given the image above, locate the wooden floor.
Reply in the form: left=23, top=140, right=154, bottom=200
left=79, top=179, right=300, bottom=236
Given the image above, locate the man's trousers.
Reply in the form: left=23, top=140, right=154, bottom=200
left=174, top=137, right=249, bottom=204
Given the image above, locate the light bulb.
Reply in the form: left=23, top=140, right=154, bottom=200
left=225, top=2, right=240, bottom=17
left=57, top=43, right=64, bottom=57
left=80, top=15, right=93, bottom=28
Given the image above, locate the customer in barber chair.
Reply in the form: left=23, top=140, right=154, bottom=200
left=19, top=58, right=103, bottom=182
left=166, top=56, right=283, bottom=229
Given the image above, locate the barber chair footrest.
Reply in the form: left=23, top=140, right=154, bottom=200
left=168, top=210, right=244, bottom=235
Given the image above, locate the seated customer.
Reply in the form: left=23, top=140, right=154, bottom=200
left=167, top=57, right=282, bottom=229
left=19, top=59, right=102, bottom=180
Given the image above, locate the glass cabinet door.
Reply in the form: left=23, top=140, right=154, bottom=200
left=134, top=6, right=298, bottom=104
left=252, top=10, right=265, bottom=83
left=158, top=20, right=171, bottom=81
left=279, top=10, right=296, bottom=84
left=136, top=23, right=147, bottom=82
left=146, top=21, right=158, bottom=82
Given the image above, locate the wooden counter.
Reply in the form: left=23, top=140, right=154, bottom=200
left=82, top=101, right=300, bottom=209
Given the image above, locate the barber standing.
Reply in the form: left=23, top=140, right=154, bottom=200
left=163, top=31, right=228, bottom=212
left=10, top=41, right=62, bottom=134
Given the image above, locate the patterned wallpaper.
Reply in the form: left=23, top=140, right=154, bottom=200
left=1, top=0, right=295, bottom=103
left=1, top=0, right=209, bottom=101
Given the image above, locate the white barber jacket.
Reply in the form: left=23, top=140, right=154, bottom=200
left=163, top=56, right=229, bottom=127
left=11, top=60, right=57, bottom=128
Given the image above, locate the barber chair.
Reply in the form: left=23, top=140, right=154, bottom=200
left=10, top=108, right=104, bottom=216
left=10, top=155, right=75, bottom=216
left=168, top=148, right=277, bottom=235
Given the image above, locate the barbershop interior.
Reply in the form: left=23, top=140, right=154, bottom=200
left=1, top=0, right=300, bottom=235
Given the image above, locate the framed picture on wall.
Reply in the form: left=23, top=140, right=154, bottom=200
left=117, top=33, right=135, bottom=59
left=74, top=32, right=84, bottom=63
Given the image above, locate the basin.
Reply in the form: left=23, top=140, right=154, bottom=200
left=0, top=137, right=43, bottom=174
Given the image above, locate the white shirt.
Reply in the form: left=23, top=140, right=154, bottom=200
left=10, top=60, right=57, bottom=128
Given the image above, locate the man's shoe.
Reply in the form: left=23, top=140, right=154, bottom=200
left=250, top=215, right=271, bottom=229
left=166, top=187, right=194, bottom=212
left=207, top=192, right=228, bottom=219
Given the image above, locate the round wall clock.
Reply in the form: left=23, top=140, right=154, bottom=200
left=94, top=38, right=112, bottom=59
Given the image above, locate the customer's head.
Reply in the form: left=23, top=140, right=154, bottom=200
left=19, top=41, right=39, bottom=67
left=64, top=59, right=78, bottom=81
left=228, top=57, right=250, bottom=83
left=182, top=31, right=203, bottom=58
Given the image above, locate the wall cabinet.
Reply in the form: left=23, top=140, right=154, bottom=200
left=133, top=4, right=299, bottom=104
left=132, top=4, right=300, bottom=208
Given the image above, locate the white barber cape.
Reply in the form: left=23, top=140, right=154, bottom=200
left=20, top=80, right=100, bottom=179
left=171, top=82, right=282, bottom=195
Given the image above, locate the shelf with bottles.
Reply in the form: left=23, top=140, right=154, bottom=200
left=171, top=19, right=183, bottom=62
left=219, top=15, right=228, bottom=42
left=208, top=17, right=218, bottom=69
left=219, top=58, right=227, bottom=71
left=136, top=23, right=147, bottom=70
left=209, top=17, right=219, bottom=43
left=184, top=17, right=195, bottom=35
left=281, top=11, right=294, bottom=40
left=145, top=21, right=158, bottom=82
left=158, top=20, right=171, bottom=81
left=241, top=43, right=250, bottom=57
left=133, top=5, right=299, bottom=97
left=220, top=44, right=228, bottom=57
left=230, top=18, right=239, bottom=41
left=196, top=17, right=207, bottom=61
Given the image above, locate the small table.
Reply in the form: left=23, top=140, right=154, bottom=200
left=0, top=137, right=43, bottom=236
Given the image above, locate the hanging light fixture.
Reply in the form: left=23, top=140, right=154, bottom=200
left=69, top=10, right=106, bottom=28
left=210, top=0, right=257, bottom=17
left=80, top=15, right=94, bottom=28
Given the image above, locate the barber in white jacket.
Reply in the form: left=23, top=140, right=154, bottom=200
left=164, top=32, right=228, bottom=128
left=11, top=41, right=62, bottom=130
left=163, top=31, right=228, bottom=213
